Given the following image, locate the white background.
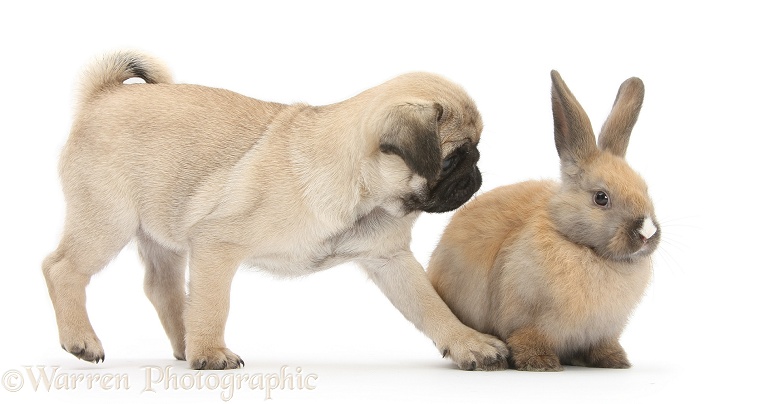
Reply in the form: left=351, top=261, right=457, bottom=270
left=1, top=1, right=757, bottom=403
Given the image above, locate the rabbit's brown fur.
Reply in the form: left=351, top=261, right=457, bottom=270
left=428, top=71, right=659, bottom=371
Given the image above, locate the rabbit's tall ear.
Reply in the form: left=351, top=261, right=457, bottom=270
left=551, top=70, right=597, bottom=164
left=598, top=77, right=644, bottom=157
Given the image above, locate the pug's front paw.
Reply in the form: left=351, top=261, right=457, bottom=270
left=437, top=328, right=509, bottom=371
left=188, top=347, right=244, bottom=370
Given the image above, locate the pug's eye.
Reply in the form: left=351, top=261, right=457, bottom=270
left=441, top=155, right=459, bottom=175
left=594, top=191, right=610, bottom=207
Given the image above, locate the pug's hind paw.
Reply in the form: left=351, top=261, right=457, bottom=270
left=61, top=333, right=105, bottom=364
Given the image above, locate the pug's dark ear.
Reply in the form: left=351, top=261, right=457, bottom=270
left=379, top=102, right=443, bottom=182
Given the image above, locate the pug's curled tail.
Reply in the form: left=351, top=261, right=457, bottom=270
left=78, top=50, right=173, bottom=104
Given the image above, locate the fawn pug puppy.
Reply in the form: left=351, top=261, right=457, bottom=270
left=43, top=51, right=508, bottom=370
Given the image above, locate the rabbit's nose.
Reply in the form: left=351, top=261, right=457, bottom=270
left=637, top=217, right=657, bottom=241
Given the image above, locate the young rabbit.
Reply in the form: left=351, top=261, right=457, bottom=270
left=428, top=71, right=659, bottom=371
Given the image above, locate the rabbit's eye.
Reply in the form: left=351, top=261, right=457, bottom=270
left=594, top=191, right=609, bottom=207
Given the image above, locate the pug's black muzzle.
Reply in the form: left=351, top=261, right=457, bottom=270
left=421, top=164, right=481, bottom=213
left=405, top=143, right=482, bottom=213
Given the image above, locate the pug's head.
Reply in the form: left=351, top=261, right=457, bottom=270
left=370, top=73, right=483, bottom=214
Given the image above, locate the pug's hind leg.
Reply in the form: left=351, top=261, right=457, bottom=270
left=42, top=208, right=136, bottom=363
left=138, top=231, right=188, bottom=361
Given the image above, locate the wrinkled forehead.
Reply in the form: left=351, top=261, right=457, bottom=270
left=438, top=100, right=483, bottom=156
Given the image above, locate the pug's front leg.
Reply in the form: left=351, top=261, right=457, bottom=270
left=360, top=252, right=508, bottom=370
left=185, top=244, right=245, bottom=370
